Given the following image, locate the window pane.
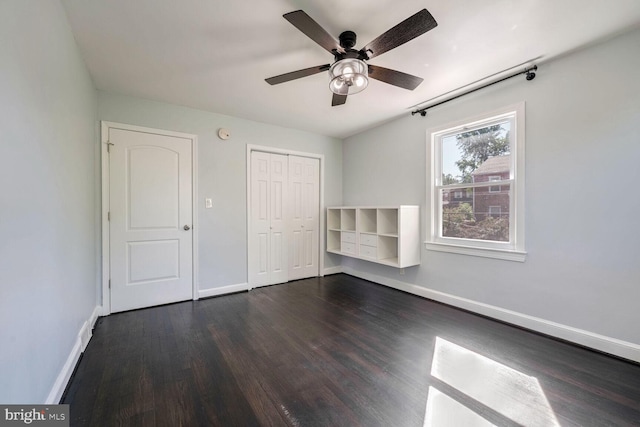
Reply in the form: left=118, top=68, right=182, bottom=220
left=441, top=120, right=511, bottom=185
left=441, top=184, right=510, bottom=242
left=442, top=134, right=465, bottom=184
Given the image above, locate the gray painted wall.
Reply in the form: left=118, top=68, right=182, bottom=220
left=342, top=28, right=640, bottom=345
left=0, top=1, right=98, bottom=402
left=98, top=92, right=343, bottom=292
left=2, top=0, right=636, bottom=404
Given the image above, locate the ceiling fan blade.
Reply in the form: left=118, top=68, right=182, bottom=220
left=284, top=10, right=342, bottom=54
left=332, top=93, right=347, bottom=106
left=265, top=64, right=331, bottom=85
left=331, top=80, right=348, bottom=106
left=362, top=9, right=437, bottom=60
left=368, top=65, right=424, bottom=90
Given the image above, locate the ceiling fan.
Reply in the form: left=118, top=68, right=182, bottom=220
left=265, top=9, right=438, bottom=106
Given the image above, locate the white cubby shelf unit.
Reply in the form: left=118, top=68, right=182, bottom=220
left=327, top=206, right=420, bottom=268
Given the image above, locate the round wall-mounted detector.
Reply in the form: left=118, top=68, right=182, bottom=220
left=218, top=128, right=231, bottom=140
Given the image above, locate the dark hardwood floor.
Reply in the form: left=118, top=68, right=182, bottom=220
left=62, top=274, right=640, bottom=426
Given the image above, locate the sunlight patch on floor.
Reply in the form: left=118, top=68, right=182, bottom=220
left=424, top=386, right=496, bottom=427
left=426, top=337, right=560, bottom=427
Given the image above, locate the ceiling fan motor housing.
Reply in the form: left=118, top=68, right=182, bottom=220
left=339, top=31, right=357, bottom=49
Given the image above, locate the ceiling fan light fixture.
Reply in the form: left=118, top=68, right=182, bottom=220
left=329, top=58, right=368, bottom=95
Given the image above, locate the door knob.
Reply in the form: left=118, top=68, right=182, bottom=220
left=184, top=225, right=191, bottom=231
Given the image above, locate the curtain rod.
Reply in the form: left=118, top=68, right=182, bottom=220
left=411, top=65, right=537, bottom=117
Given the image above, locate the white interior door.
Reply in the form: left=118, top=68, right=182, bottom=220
left=289, top=156, right=320, bottom=280
left=249, top=151, right=288, bottom=287
left=109, top=127, right=193, bottom=313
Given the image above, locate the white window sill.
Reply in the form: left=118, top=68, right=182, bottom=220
left=424, top=241, right=527, bottom=262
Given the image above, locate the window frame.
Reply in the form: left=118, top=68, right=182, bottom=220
left=426, top=103, right=526, bottom=262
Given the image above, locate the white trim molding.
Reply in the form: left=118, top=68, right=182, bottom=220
left=46, top=306, right=101, bottom=404
left=343, top=267, right=640, bottom=363
left=424, top=241, right=527, bottom=262
left=198, top=283, right=250, bottom=299
left=323, top=266, right=344, bottom=276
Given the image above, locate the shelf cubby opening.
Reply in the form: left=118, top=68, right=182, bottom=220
left=378, top=235, right=398, bottom=262
left=378, top=209, right=398, bottom=235
left=341, top=209, right=356, bottom=231
left=359, top=208, right=377, bottom=233
left=327, top=208, right=341, bottom=230
left=327, top=230, right=341, bottom=252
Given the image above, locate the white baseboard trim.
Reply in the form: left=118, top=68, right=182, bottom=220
left=198, top=283, right=249, bottom=299
left=343, top=267, right=640, bottom=363
left=46, top=305, right=102, bottom=404
left=323, top=266, right=343, bottom=276
left=80, top=306, right=101, bottom=351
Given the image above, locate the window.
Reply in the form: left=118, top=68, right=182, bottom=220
left=488, top=206, right=502, bottom=218
left=427, top=103, right=526, bottom=261
left=488, top=176, right=501, bottom=193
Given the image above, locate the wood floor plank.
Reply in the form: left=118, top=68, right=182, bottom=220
left=63, top=274, right=640, bottom=426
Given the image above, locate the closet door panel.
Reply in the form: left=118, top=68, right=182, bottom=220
left=289, top=156, right=305, bottom=278
left=289, top=156, right=319, bottom=280
left=250, top=152, right=271, bottom=286
left=302, top=158, right=320, bottom=274
left=268, top=153, right=288, bottom=285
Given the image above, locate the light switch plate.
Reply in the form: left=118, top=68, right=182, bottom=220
left=205, top=198, right=213, bottom=208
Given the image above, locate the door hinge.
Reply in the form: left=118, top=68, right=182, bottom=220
left=106, top=142, right=114, bottom=153
left=107, top=212, right=110, bottom=221
left=108, top=279, right=111, bottom=289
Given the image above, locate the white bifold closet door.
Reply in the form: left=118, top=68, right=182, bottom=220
left=249, top=151, right=320, bottom=288
left=288, top=155, right=319, bottom=281
left=250, top=152, right=289, bottom=287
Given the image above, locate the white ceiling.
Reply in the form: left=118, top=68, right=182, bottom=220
left=61, top=0, right=640, bottom=139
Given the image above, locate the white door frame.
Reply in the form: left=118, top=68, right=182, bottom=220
left=101, top=121, right=199, bottom=315
left=246, top=144, right=325, bottom=289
